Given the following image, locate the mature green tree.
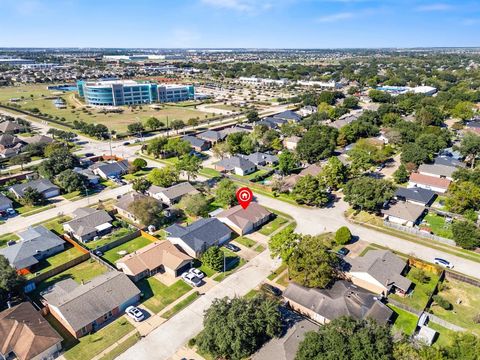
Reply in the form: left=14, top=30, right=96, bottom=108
left=451, top=101, right=474, bottom=121
left=146, top=166, right=179, bottom=187
left=296, top=317, right=394, bottom=360
left=318, top=157, right=348, bottom=190
left=446, top=181, right=480, bottom=214
left=196, top=296, right=281, bottom=360
left=239, top=134, right=256, bottom=154
left=262, top=129, right=282, bottom=151
left=288, top=234, right=340, bottom=288
left=393, top=164, right=409, bottom=183
left=187, top=118, right=199, bottom=128
left=444, top=333, right=480, bottom=360
left=342, top=96, right=359, bottom=109
left=400, top=143, right=429, bottom=166
left=38, top=148, right=78, bottom=179
left=268, top=225, right=299, bottom=262
left=278, top=150, right=298, bottom=175
left=55, top=169, right=88, bottom=193
left=452, top=220, right=480, bottom=250
left=348, top=140, right=389, bottom=173
left=145, top=137, right=168, bottom=158
left=335, top=226, right=352, bottom=245
left=132, top=177, right=152, bottom=194
left=0, top=255, right=23, bottom=300
left=415, top=105, right=444, bottom=126
left=212, top=142, right=230, bottom=159
left=453, top=167, right=480, bottom=186
left=292, top=175, right=330, bottom=207
left=165, top=138, right=191, bottom=157
left=145, top=116, right=164, bottom=131
left=175, top=155, right=201, bottom=181
left=171, top=119, right=185, bottom=133
left=226, top=132, right=248, bottom=154
left=201, top=246, right=224, bottom=271
left=127, top=122, right=144, bottom=134
left=127, top=196, right=164, bottom=226
left=215, top=179, right=237, bottom=207
left=296, top=125, right=338, bottom=163
left=458, top=132, right=480, bottom=168
left=9, top=153, right=31, bottom=170
left=344, top=177, right=396, bottom=212
left=131, top=158, right=147, bottom=172
left=246, top=109, right=259, bottom=122
left=338, top=119, right=379, bottom=146
left=21, top=187, right=44, bottom=206
left=369, top=89, right=392, bottom=103
left=179, top=193, right=209, bottom=217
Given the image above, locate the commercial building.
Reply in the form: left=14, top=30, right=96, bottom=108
left=77, top=79, right=194, bottom=106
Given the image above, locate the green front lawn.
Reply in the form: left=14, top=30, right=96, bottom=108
left=422, top=214, right=453, bottom=239
left=231, top=169, right=270, bottom=182
left=64, top=318, right=135, bottom=360
left=99, top=333, right=141, bottom=360
left=0, top=233, right=19, bottom=248
left=267, top=263, right=287, bottom=281
left=123, top=169, right=151, bottom=181
left=258, top=216, right=288, bottom=236
left=162, top=291, right=200, bottom=319
left=213, top=248, right=247, bottom=281
left=137, top=277, right=192, bottom=314
left=254, top=244, right=266, bottom=252
left=234, top=236, right=257, bottom=248
left=388, top=304, right=418, bottom=335
left=389, top=267, right=440, bottom=311
left=25, top=246, right=85, bottom=280
left=199, top=167, right=221, bottom=178
left=102, top=236, right=153, bottom=263
left=17, top=203, right=55, bottom=216
left=429, top=278, right=480, bottom=335
left=38, top=215, right=71, bottom=235
left=84, top=228, right=137, bottom=250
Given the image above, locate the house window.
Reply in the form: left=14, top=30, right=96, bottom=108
left=81, top=326, right=89, bottom=335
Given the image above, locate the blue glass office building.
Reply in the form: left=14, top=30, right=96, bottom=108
left=77, top=80, right=194, bottom=106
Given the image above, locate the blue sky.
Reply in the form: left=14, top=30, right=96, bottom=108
left=0, top=0, right=479, bottom=48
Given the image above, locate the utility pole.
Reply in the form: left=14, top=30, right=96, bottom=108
left=166, top=116, right=169, bottom=137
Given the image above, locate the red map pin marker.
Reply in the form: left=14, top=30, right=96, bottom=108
left=236, top=187, right=253, bottom=209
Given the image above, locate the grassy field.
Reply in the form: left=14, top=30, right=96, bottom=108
left=25, top=246, right=85, bottom=279
left=0, top=85, right=215, bottom=132
left=102, top=236, right=153, bottom=263
left=390, top=267, right=440, bottom=311
left=205, top=103, right=241, bottom=112
left=137, top=277, right=192, bottom=314
left=162, top=291, right=200, bottom=319
left=64, top=318, right=135, bottom=360
left=429, top=278, right=480, bottom=335
left=388, top=304, right=418, bottom=335
left=99, top=333, right=141, bottom=360
left=84, top=228, right=138, bottom=250
left=422, top=214, right=453, bottom=239
left=258, top=216, right=288, bottom=236
left=0, top=232, right=19, bottom=248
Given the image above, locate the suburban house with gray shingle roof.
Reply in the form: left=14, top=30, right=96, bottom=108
left=0, top=225, right=65, bottom=270
left=256, top=117, right=287, bottom=130
left=147, top=182, right=199, bottom=206
left=345, top=250, right=412, bottom=297
left=273, top=110, right=302, bottom=123
left=0, top=194, right=13, bottom=211
left=0, top=302, right=63, bottom=360
left=182, top=135, right=210, bottom=152
left=382, top=201, right=426, bottom=227
left=215, top=202, right=272, bottom=235
left=63, top=207, right=113, bottom=243
left=42, top=271, right=140, bottom=338
left=165, top=218, right=232, bottom=258
left=214, top=156, right=256, bottom=176
left=91, top=160, right=129, bottom=179
left=9, top=178, right=60, bottom=200
left=394, top=187, right=436, bottom=207
left=197, top=130, right=226, bottom=144
left=283, top=280, right=393, bottom=325
left=418, top=163, right=456, bottom=181
left=239, top=152, right=278, bottom=166
left=73, top=167, right=100, bottom=185
left=0, top=121, right=22, bottom=134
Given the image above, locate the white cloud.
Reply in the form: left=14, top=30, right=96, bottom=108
left=200, top=0, right=275, bottom=13
left=317, top=12, right=355, bottom=22
left=415, top=3, right=453, bottom=12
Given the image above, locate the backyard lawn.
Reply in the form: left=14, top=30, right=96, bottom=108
left=429, top=278, right=480, bottom=335
left=137, top=277, right=191, bottom=314
left=388, top=304, right=418, bottom=335
left=258, top=216, right=288, bottom=236
left=389, top=267, right=440, bottom=311
left=102, top=236, right=153, bottom=263
left=64, top=318, right=135, bottom=360
left=428, top=322, right=457, bottom=348
left=0, top=233, right=19, bottom=248
left=25, top=246, right=85, bottom=280
left=422, top=213, right=453, bottom=239
left=84, top=228, right=138, bottom=250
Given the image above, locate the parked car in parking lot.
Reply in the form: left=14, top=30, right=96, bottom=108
left=182, top=272, right=202, bottom=287
left=188, top=268, right=205, bottom=279
left=125, top=306, right=145, bottom=322
left=261, top=283, right=282, bottom=297
left=224, top=243, right=240, bottom=252
left=434, top=258, right=453, bottom=269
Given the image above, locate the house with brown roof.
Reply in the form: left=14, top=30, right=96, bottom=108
left=215, top=202, right=272, bottom=235
left=114, top=191, right=162, bottom=224
left=283, top=280, right=393, bottom=325
left=116, top=240, right=193, bottom=281
left=382, top=201, right=426, bottom=227
left=283, top=163, right=323, bottom=191
left=345, top=250, right=412, bottom=297
left=408, top=173, right=451, bottom=193
left=0, top=302, right=62, bottom=360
